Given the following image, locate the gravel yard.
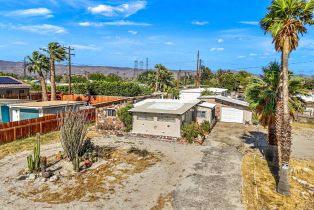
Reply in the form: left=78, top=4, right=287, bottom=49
left=0, top=122, right=313, bottom=210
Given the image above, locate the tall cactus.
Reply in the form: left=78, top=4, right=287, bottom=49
left=33, top=134, right=41, bottom=170
left=26, top=133, right=41, bottom=172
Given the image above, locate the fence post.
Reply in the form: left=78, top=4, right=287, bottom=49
left=40, top=122, right=42, bottom=134
left=13, top=127, right=16, bottom=141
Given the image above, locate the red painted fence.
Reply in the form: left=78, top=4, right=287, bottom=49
left=0, top=108, right=96, bottom=144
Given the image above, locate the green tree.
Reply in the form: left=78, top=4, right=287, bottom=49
left=261, top=0, right=314, bottom=194
left=88, top=72, right=107, bottom=81
left=106, top=73, right=122, bottom=82
left=41, top=42, right=66, bottom=100
left=117, top=104, right=134, bottom=132
left=25, top=51, right=50, bottom=101
left=200, top=66, right=214, bottom=85
left=246, top=62, right=308, bottom=163
left=155, top=64, right=175, bottom=92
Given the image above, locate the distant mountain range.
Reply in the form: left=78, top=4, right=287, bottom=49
left=0, top=60, right=195, bottom=79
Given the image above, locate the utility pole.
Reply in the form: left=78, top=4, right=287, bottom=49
left=195, top=50, right=200, bottom=88
left=146, top=58, right=149, bottom=71
left=177, top=70, right=181, bottom=89
left=199, top=59, right=202, bottom=87
left=65, top=46, right=75, bottom=95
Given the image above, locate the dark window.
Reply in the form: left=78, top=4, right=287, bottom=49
left=106, top=109, right=116, bottom=117
left=19, top=90, right=25, bottom=94
left=197, top=111, right=206, bottom=118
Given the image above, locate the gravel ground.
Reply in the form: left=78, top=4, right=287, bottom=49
left=1, top=122, right=312, bottom=210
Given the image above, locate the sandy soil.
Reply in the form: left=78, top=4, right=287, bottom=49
left=0, top=122, right=313, bottom=210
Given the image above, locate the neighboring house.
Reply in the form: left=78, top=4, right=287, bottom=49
left=300, top=94, right=314, bottom=116
left=180, top=88, right=228, bottom=100
left=0, top=99, right=31, bottom=123
left=0, top=76, right=31, bottom=99
left=129, top=99, right=215, bottom=138
left=199, top=95, right=252, bottom=124
left=8, top=101, right=85, bottom=122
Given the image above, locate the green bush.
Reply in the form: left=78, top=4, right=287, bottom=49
left=72, top=81, right=152, bottom=97
left=200, top=120, right=211, bottom=133
left=117, top=104, right=134, bottom=132
left=181, top=123, right=203, bottom=144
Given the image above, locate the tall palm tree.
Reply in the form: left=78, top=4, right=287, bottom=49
left=246, top=62, right=308, bottom=163
left=261, top=0, right=314, bottom=194
left=25, top=51, right=50, bottom=101
left=41, top=42, right=66, bottom=100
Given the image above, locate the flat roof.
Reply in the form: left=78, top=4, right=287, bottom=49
left=0, top=99, right=33, bottom=105
left=180, top=88, right=228, bottom=93
left=198, top=102, right=216, bottom=109
left=199, top=95, right=249, bottom=107
left=8, top=101, right=85, bottom=109
left=129, top=99, right=200, bottom=115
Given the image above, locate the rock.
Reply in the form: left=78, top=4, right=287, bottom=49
left=41, top=178, right=47, bottom=182
left=17, top=175, right=28, bottom=181
left=107, top=176, right=116, bottom=182
left=28, top=173, right=36, bottom=181
left=49, top=175, right=59, bottom=182
left=41, top=171, right=53, bottom=179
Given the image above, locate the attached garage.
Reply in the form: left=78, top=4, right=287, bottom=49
left=221, top=107, right=244, bottom=123
left=199, top=95, right=252, bottom=124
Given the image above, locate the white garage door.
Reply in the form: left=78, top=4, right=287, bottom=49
left=221, top=107, right=244, bottom=123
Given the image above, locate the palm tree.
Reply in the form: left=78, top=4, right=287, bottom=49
left=260, top=0, right=314, bottom=195
left=25, top=51, right=50, bottom=101
left=154, top=64, right=174, bottom=92
left=41, top=42, right=66, bottom=100
left=246, top=62, right=308, bottom=164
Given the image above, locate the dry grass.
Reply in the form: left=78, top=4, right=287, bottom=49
left=151, top=193, right=173, bottom=210
left=242, top=152, right=314, bottom=210
left=12, top=149, right=159, bottom=204
left=292, top=122, right=314, bottom=129
left=0, top=124, right=99, bottom=160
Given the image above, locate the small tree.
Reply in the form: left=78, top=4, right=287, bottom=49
left=59, top=109, right=88, bottom=171
left=117, top=104, right=134, bottom=132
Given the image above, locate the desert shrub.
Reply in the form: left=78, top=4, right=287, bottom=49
left=128, top=147, right=149, bottom=157
left=117, top=104, right=134, bottom=132
left=201, top=89, right=214, bottom=96
left=59, top=109, right=88, bottom=161
left=200, top=120, right=211, bottom=133
left=181, top=123, right=203, bottom=143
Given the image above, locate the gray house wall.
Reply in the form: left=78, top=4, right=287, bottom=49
left=196, top=106, right=214, bottom=124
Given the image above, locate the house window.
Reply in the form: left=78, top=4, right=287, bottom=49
left=19, top=90, right=25, bottom=94
left=197, top=111, right=206, bottom=118
left=137, top=114, right=154, bottom=121
left=157, top=116, right=176, bottom=122
left=106, top=108, right=116, bottom=117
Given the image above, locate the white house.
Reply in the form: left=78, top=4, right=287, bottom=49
left=180, top=88, right=228, bottom=101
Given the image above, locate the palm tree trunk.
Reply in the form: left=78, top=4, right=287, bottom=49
left=277, top=38, right=292, bottom=195
left=38, top=72, right=48, bottom=101
left=266, top=120, right=278, bottom=165
left=50, top=58, right=56, bottom=101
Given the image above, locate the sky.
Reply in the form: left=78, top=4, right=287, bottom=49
left=0, top=0, right=313, bottom=75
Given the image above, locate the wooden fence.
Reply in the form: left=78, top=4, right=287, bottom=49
left=61, top=94, right=124, bottom=105
left=0, top=108, right=96, bottom=144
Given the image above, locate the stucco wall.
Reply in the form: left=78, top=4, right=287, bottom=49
left=201, top=98, right=252, bottom=124
left=132, top=113, right=182, bottom=137
left=196, top=106, right=214, bottom=124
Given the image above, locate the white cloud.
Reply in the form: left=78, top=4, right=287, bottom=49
left=2, top=24, right=67, bottom=34
left=164, top=42, right=175, bottom=45
left=70, top=44, right=99, bottom=50
left=192, top=21, right=208, bottom=26
left=12, top=41, right=28, bottom=45
left=238, top=21, right=259, bottom=25
left=78, top=20, right=151, bottom=27
left=210, top=47, right=224, bottom=52
left=88, top=1, right=147, bottom=17
left=237, top=55, right=246, bottom=59
left=249, top=53, right=257, bottom=56
left=217, top=38, right=224, bottom=43
left=128, top=30, right=138, bottom=35
left=7, top=8, right=53, bottom=18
